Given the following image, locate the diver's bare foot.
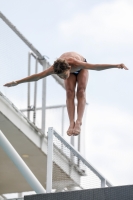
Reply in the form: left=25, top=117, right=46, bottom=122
left=67, top=122, right=75, bottom=136
left=73, top=120, right=82, bottom=136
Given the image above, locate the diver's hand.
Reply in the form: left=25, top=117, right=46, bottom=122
left=4, top=81, right=18, bottom=87
left=117, top=64, right=128, bottom=70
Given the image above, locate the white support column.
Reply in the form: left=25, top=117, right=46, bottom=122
left=0, top=130, right=46, bottom=194
left=46, top=127, right=54, bottom=193
left=101, top=178, right=106, bottom=188
left=41, top=60, right=47, bottom=135
left=27, top=52, right=31, bottom=119
left=18, top=193, right=23, bottom=198
left=61, top=107, right=65, bottom=137
left=33, top=58, right=38, bottom=125
left=0, top=196, right=6, bottom=200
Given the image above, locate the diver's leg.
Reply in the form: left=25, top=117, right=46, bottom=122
left=73, top=69, right=89, bottom=135
left=64, top=74, right=77, bottom=136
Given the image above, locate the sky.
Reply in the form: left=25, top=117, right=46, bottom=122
left=0, top=0, right=133, bottom=195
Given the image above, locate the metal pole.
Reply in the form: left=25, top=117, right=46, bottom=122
left=0, top=195, right=6, bottom=200
left=46, top=127, right=54, bottom=193
left=27, top=52, right=31, bottom=119
left=77, top=134, right=81, bottom=167
left=18, top=193, right=23, bottom=198
left=0, top=130, right=46, bottom=194
left=61, top=107, right=65, bottom=151
left=78, top=104, right=88, bottom=153
left=71, top=136, right=74, bottom=147
left=78, top=134, right=81, bottom=152
left=20, top=104, right=67, bottom=112
left=33, top=58, right=38, bottom=124
left=61, top=107, right=65, bottom=137
left=71, top=103, right=76, bottom=147
left=41, top=61, right=47, bottom=135
left=101, top=178, right=106, bottom=187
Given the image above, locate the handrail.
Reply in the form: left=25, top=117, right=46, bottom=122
left=48, top=127, right=112, bottom=188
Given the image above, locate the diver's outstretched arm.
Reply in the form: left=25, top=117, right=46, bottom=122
left=67, top=58, right=128, bottom=71
left=81, top=62, right=129, bottom=70
left=4, top=66, right=54, bottom=87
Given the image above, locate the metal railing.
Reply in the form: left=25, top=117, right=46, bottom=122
left=26, top=52, right=47, bottom=134
left=46, top=127, right=112, bottom=193
left=20, top=102, right=88, bottom=153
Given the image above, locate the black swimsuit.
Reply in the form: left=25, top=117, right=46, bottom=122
left=72, top=58, right=87, bottom=75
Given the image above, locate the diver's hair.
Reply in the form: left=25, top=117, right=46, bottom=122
left=53, top=59, right=70, bottom=74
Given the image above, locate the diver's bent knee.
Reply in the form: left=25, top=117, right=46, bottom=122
left=66, top=90, right=75, bottom=99
left=77, top=89, right=86, bottom=99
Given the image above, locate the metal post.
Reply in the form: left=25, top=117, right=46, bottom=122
left=27, top=52, right=31, bottom=119
left=101, top=178, right=106, bottom=187
left=78, top=134, right=81, bottom=152
left=46, top=127, right=54, bottom=193
left=78, top=104, right=88, bottom=153
left=0, top=195, right=6, bottom=200
left=71, top=135, right=74, bottom=146
left=41, top=61, right=47, bottom=135
left=18, top=193, right=23, bottom=198
left=33, top=58, right=38, bottom=124
left=0, top=130, right=46, bottom=194
left=61, top=107, right=65, bottom=137
left=77, top=134, right=81, bottom=167
left=71, top=102, right=76, bottom=147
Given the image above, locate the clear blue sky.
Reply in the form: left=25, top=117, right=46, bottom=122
left=0, top=0, right=133, bottom=188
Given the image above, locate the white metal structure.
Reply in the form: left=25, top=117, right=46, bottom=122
left=0, top=92, right=112, bottom=197
left=0, top=91, right=48, bottom=194
left=46, top=127, right=112, bottom=193
left=0, top=131, right=46, bottom=194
